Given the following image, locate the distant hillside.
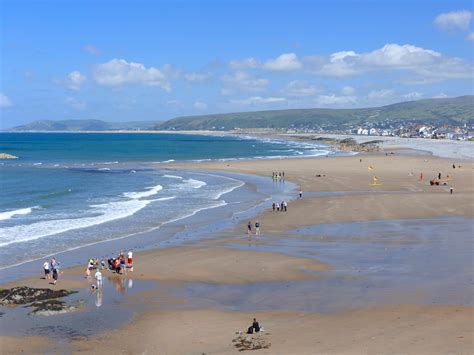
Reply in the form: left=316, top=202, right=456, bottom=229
left=157, top=96, right=474, bottom=131
left=7, top=119, right=160, bottom=132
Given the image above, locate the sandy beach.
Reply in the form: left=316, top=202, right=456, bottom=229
left=1, top=149, right=473, bottom=354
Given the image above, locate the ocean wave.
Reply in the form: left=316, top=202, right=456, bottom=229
left=163, top=200, right=227, bottom=225
left=0, top=206, right=38, bottom=221
left=212, top=181, right=245, bottom=200
left=162, top=174, right=183, bottom=180
left=182, top=178, right=207, bottom=189
left=123, top=184, right=163, bottom=199
left=0, top=199, right=151, bottom=247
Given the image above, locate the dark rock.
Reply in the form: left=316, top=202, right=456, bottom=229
left=26, top=299, right=77, bottom=316
left=232, top=333, right=271, bottom=351
left=0, top=286, right=76, bottom=306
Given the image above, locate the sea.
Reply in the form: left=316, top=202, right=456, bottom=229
left=0, top=132, right=337, bottom=271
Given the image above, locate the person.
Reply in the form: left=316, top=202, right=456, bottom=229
left=52, top=267, right=59, bottom=285
left=255, top=221, right=260, bottom=236
left=272, top=202, right=276, bottom=212
left=247, top=221, right=252, bottom=235
left=453, top=164, right=456, bottom=169
left=43, top=260, right=50, bottom=280
left=420, top=173, right=423, bottom=181
left=120, top=255, right=126, bottom=274
left=127, top=250, right=133, bottom=270
left=280, top=201, right=284, bottom=212
left=253, top=318, right=260, bottom=332
left=438, top=172, right=441, bottom=179
left=283, top=201, right=288, bottom=212
left=450, top=187, right=453, bottom=195
left=95, top=269, right=103, bottom=288
left=276, top=203, right=280, bottom=212
left=299, top=190, right=303, bottom=199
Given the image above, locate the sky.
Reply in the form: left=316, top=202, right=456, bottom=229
left=1, top=0, right=473, bottom=127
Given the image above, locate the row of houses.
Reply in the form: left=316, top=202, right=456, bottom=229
left=353, top=125, right=472, bottom=140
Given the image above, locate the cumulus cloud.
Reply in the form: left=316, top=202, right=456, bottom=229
left=221, top=71, right=268, bottom=94
left=263, top=53, right=302, bottom=71
left=367, top=89, right=394, bottom=100
left=0, top=93, right=12, bottom=108
left=185, top=72, right=210, bottom=82
left=283, top=80, right=319, bottom=96
left=230, top=96, right=287, bottom=106
left=193, top=101, right=208, bottom=110
left=341, top=86, right=355, bottom=95
left=66, top=97, right=86, bottom=110
left=434, top=10, right=472, bottom=31
left=403, top=92, right=424, bottom=100
left=65, top=70, right=86, bottom=90
left=307, top=43, right=472, bottom=82
left=229, top=57, right=260, bottom=69
left=315, top=94, right=357, bottom=106
left=94, top=59, right=172, bottom=91
left=83, top=44, right=100, bottom=55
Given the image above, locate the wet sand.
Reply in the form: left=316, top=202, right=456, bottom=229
left=1, top=152, right=473, bottom=353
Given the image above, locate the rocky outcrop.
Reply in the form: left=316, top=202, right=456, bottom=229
left=232, top=333, right=271, bottom=351
left=26, top=299, right=78, bottom=316
left=0, top=286, right=75, bottom=305
left=0, top=153, right=18, bottom=159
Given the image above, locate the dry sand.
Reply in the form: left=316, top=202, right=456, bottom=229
left=2, top=153, right=473, bottom=354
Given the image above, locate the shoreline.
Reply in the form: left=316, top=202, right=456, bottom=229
left=1, top=145, right=473, bottom=353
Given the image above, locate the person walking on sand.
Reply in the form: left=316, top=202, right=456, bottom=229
left=247, top=221, right=252, bottom=235
left=283, top=201, right=288, bottom=212
left=420, top=173, right=423, bottom=182
left=280, top=201, right=284, bottom=212
left=299, top=190, right=303, bottom=199
left=255, top=221, right=260, bottom=236
left=43, top=260, right=50, bottom=280
left=450, top=187, right=453, bottom=195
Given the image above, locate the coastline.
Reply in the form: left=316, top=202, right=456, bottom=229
left=1, top=140, right=473, bottom=353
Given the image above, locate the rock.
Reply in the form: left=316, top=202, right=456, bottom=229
left=0, top=286, right=76, bottom=306
left=0, top=153, right=18, bottom=159
left=232, top=333, right=271, bottom=351
left=26, top=299, right=77, bottom=316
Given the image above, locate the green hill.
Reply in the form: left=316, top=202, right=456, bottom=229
left=157, top=96, right=474, bottom=131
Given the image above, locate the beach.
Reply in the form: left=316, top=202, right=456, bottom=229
left=1, top=140, right=473, bottom=354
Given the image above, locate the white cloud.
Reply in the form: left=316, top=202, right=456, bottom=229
left=221, top=71, right=268, bottom=94
left=66, top=97, right=86, bottom=110
left=341, top=86, right=355, bottom=95
left=65, top=70, right=86, bottom=90
left=467, top=32, right=474, bottom=40
left=94, top=59, right=171, bottom=91
left=83, top=44, right=100, bottom=55
left=230, top=96, right=287, bottom=106
left=0, top=93, right=12, bottom=108
left=433, top=93, right=449, bottom=99
left=434, top=10, right=472, bottom=31
left=193, top=101, right=208, bottom=110
left=315, top=94, right=357, bottom=106
left=263, top=53, right=302, bottom=71
left=403, top=92, right=424, bottom=100
left=185, top=72, right=210, bottom=82
left=283, top=80, right=319, bottom=96
left=229, top=57, right=260, bottom=69
left=367, top=89, right=394, bottom=100
left=308, top=43, right=472, bottom=82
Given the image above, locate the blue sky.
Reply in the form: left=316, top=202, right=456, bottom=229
left=1, top=0, right=473, bottom=127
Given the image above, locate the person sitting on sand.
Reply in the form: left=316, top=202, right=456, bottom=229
left=247, top=318, right=260, bottom=334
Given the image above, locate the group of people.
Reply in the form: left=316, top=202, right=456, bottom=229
left=272, top=171, right=285, bottom=180
left=247, top=220, right=261, bottom=237
left=42, top=257, right=61, bottom=285
left=272, top=201, right=288, bottom=212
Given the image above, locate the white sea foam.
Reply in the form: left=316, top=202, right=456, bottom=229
left=182, top=178, right=207, bottom=189
left=98, top=168, right=111, bottom=171
left=212, top=181, right=245, bottom=200
left=0, top=207, right=38, bottom=221
left=33, top=162, right=42, bottom=166
left=163, top=174, right=183, bottom=180
left=0, top=199, right=151, bottom=247
left=123, top=184, right=163, bottom=199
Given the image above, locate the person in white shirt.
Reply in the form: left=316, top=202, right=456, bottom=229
left=43, top=260, right=50, bottom=280
left=95, top=270, right=103, bottom=288
left=127, top=250, right=133, bottom=271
